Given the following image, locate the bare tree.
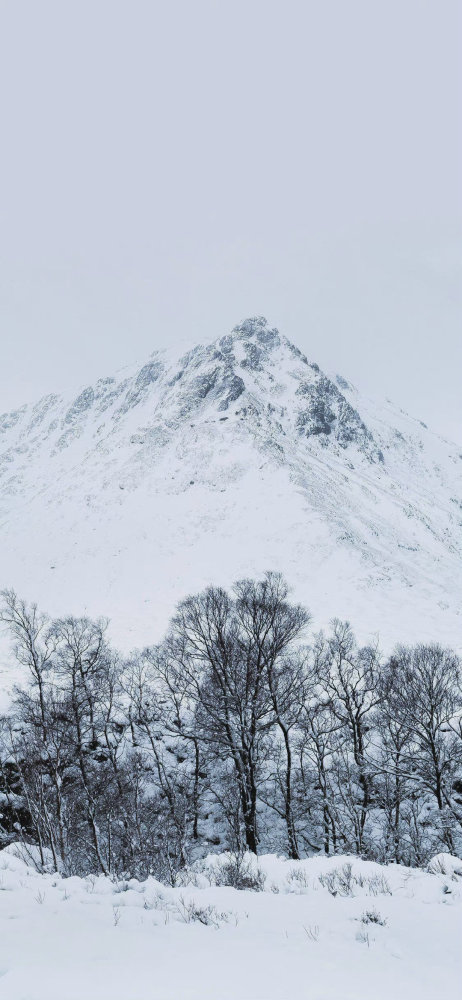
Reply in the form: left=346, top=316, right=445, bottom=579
left=168, top=574, right=308, bottom=853
left=2, top=585, right=461, bottom=874
left=382, top=645, right=462, bottom=851
left=0, top=589, right=57, bottom=737
left=312, top=622, right=381, bottom=854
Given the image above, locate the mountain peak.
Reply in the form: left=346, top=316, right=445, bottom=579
left=166, top=320, right=381, bottom=463
left=226, top=315, right=309, bottom=366
left=0, top=319, right=460, bottom=659
left=231, top=315, right=280, bottom=344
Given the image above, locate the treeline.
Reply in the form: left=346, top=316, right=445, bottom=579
left=0, top=574, right=461, bottom=879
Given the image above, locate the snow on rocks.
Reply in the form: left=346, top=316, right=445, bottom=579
left=0, top=316, right=461, bottom=702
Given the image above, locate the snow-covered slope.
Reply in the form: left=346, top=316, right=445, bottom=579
left=1, top=317, right=461, bottom=669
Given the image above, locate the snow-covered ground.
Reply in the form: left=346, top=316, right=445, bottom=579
left=0, top=846, right=460, bottom=1000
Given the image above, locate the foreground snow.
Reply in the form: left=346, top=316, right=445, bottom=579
left=0, top=848, right=460, bottom=1000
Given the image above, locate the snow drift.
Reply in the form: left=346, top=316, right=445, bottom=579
left=0, top=844, right=460, bottom=1000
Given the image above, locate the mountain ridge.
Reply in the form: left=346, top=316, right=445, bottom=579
left=0, top=317, right=460, bottom=679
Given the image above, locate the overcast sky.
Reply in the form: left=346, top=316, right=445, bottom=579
left=1, top=0, right=461, bottom=442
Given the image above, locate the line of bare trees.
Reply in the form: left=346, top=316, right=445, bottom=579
left=0, top=574, right=461, bottom=878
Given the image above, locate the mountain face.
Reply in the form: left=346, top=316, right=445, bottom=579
left=1, top=317, right=461, bottom=671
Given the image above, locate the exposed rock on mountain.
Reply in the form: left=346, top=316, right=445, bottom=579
left=0, top=317, right=460, bottom=669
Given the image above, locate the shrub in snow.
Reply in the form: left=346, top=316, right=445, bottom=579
left=319, top=863, right=355, bottom=897
left=319, top=864, right=392, bottom=898
left=427, top=853, right=462, bottom=879
left=361, top=909, right=386, bottom=926
left=212, top=854, right=266, bottom=891
left=303, top=924, right=320, bottom=941
left=365, top=874, right=392, bottom=896
left=176, top=897, right=232, bottom=927
left=287, top=867, right=311, bottom=891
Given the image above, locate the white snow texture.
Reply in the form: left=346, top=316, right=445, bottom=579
left=0, top=315, right=460, bottom=676
left=0, top=844, right=460, bottom=1000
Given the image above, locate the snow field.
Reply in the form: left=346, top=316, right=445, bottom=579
left=0, top=847, right=460, bottom=1000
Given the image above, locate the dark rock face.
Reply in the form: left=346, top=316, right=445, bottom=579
left=336, top=374, right=352, bottom=391
left=118, top=361, right=164, bottom=413
left=135, top=362, right=163, bottom=391
left=297, top=395, right=334, bottom=436
left=190, top=369, right=220, bottom=401
left=217, top=374, right=245, bottom=411
left=232, top=315, right=273, bottom=339
left=256, top=325, right=281, bottom=349
left=160, top=316, right=383, bottom=464
left=0, top=406, right=27, bottom=435
left=217, top=334, right=235, bottom=357
left=175, top=361, right=245, bottom=416
left=295, top=377, right=383, bottom=462
left=27, top=395, right=60, bottom=433
left=168, top=369, right=184, bottom=387
left=241, top=341, right=264, bottom=371
left=231, top=316, right=281, bottom=351
left=96, top=380, right=128, bottom=414
left=64, top=387, right=95, bottom=425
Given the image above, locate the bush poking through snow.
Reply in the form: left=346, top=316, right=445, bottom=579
left=366, top=874, right=392, bottom=897
left=212, top=854, right=266, bottom=892
left=319, top=865, right=392, bottom=898
left=287, top=868, right=311, bottom=891
left=0, top=847, right=460, bottom=1000
left=141, top=887, right=234, bottom=927
left=361, top=909, right=387, bottom=926
left=319, top=863, right=355, bottom=896
left=176, top=897, right=232, bottom=927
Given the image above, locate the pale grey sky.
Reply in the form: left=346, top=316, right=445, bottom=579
left=1, top=0, right=461, bottom=441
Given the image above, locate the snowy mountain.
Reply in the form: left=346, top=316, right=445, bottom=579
left=1, top=316, right=461, bottom=673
